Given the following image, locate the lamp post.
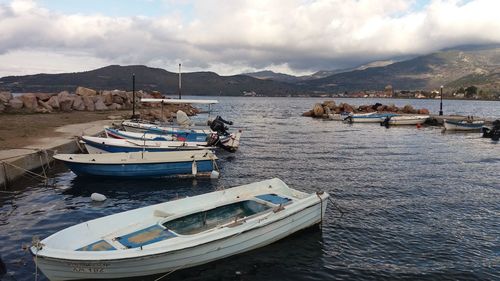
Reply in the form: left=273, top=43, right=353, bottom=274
left=132, top=73, right=136, bottom=119
left=439, top=85, right=443, bottom=116
left=178, top=63, right=182, bottom=100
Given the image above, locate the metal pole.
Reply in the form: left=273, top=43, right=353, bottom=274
left=178, top=63, right=182, bottom=100
left=132, top=73, right=136, bottom=118
left=439, top=85, right=443, bottom=116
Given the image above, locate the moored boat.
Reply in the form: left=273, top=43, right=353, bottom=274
left=81, top=136, right=210, bottom=154
left=122, top=121, right=211, bottom=141
left=31, top=178, right=329, bottom=280
left=443, top=119, right=485, bottom=131
left=344, top=113, right=400, bottom=123
left=380, top=115, right=429, bottom=126
left=53, top=150, right=217, bottom=177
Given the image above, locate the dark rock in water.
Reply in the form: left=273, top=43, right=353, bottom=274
left=0, top=256, right=6, bottom=276
left=372, top=103, right=383, bottom=110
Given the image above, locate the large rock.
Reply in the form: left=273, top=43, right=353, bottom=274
left=108, top=103, right=122, bottom=110
left=38, top=100, right=53, bottom=112
left=418, top=108, right=430, bottom=115
left=151, top=91, right=163, bottom=99
left=83, top=96, right=95, bottom=111
left=102, top=91, right=113, bottom=106
left=47, top=96, right=60, bottom=109
left=72, top=95, right=85, bottom=111
left=8, top=98, right=23, bottom=109
left=94, top=96, right=108, bottom=111
left=323, top=100, right=336, bottom=110
left=302, top=110, right=313, bottom=117
left=76, top=87, right=97, bottom=97
left=112, top=95, right=124, bottom=105
left=21, top=93, right=38, bottom=110
left=58, top=91, right=74, bottom=112
left=402, top=105, right=416, bottom=114
left=341, top=103, right=354, bottom=113
left=35, top=93, right=52, bottom=102
left=0, top=91, right=12, bottom=103
left=0, top=103, right=5, bottom=113
left=312, top=103, right=324, bottom=117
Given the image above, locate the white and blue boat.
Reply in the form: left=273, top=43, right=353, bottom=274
left=53, top=150, right=217, bottom=178
left=31, top=178, right=329, bottom=280
left=121, top=121, right=211, bottom=142
left=81, top=136, right=210, bottom=154
left=344, top=112, right=400, bottom=123
left=443, top=119, right=485, bottom=131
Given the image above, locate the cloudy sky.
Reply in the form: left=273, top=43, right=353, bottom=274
left=0, top=0, right=499, bottom=77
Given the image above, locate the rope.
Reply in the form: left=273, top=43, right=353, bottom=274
left=0, top=161, right=48, bottom=181
left=316, top=192, right=324, bottom=229
left=327, top=196, right=345, bottom=220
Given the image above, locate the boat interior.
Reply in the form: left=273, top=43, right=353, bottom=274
left=76, top=193, right=292, bottom=251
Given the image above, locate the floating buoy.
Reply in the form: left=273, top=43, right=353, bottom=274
left=210, top=170, right=220, bottom=179
left=191, top=160, right=197, bottom=175
left=91, top=193, right=107, bottom=202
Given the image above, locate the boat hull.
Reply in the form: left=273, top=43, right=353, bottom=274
left=34, top=200, right=326, bottom=280
left=62, top=160, right=214, bottom=177
left=82, top=138, right=208, bottom=154
left=444, top=120, right=484, bottom=131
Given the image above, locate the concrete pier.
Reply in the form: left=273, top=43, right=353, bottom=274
left=0, top=120, right=114, bottom=189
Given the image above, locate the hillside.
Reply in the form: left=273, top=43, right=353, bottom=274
left=304, top=46, right=500, bottom=92
left=0, top=65, right=306, bottom=96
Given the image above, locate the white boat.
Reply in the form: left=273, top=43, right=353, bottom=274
left=381, top=115, right=429, bottom=125
left=81, top=136, right=210, bottom=154
left=31, top=178, right=329, bottom=280
left=344, top=113, right=400, bottom=123
left=443, top=119, right=485, bottom=131
left=53, top=150, right=217, bottom=178
left=121, top=121, right=213, bottom=136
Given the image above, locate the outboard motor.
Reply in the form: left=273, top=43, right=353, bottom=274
left=209, top=116, right=233, bottom=136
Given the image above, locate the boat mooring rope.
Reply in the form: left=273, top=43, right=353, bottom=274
left=316, top=191, right=324, bottom=229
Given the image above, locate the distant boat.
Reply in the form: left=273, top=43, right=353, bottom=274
left=53, top=150, right=217, bottom=177
left=381, top=115, right=429, bottom=126
left=443, top=119, right=485, bottom=131
left=81, top=136, right=210, bottom=154
left=344, top=113, right=400, bottom=123
left=30, top=178, right=329, bottom=280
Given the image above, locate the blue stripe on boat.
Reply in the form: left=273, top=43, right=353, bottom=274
left=256, top=194, right=291, bottom=205
left=117, top=225, right=176, bottom=249
left=445, top=120, right=484, bottom=127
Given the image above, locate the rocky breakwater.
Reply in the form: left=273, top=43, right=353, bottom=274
left=302, top=100, right=430, bottom=118
left=0, top=87, right=198, bottom=120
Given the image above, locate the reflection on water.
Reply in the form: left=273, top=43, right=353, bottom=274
left=0, top=97, right=499, bottom=281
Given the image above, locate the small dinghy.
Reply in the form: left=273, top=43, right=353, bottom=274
left=31, top=178, right=329, bottom=280
left=443, top=119, right=485, bottom=131
left=122, top=121, right=211, bottom=142
left=344, top=113, right=400, bottom=123
left=380, top=115, right=429, bottom=127
left=81, top=136, right=210, bottom=154
left=53, top=150, right=217, bottom=177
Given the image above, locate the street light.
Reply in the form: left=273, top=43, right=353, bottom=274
left=439, top=85, right=443, bottom=116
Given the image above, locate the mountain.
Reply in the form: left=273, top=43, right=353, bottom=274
left=1, top=45, right=500, bottom=96
left=304, top=45, right=500, bottom=92
left=243, top=70, right=301, bottom=83
left=0, top=65, right=306, bottom=96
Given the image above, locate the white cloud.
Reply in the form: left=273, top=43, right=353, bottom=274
left=0, top=0, right=499, bottom=77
